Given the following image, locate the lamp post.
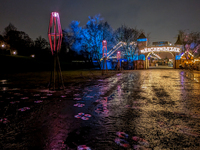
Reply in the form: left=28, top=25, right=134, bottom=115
left=48, top=12, right=64, bottom=90
left=102, top=40, right=108, bottom=75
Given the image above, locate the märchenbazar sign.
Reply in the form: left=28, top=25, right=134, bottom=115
left=141, top=47, right=180, bottom=53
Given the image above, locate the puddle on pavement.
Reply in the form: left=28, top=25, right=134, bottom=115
left=0, top=79, right=7, bottom=84
left=0, top=87, right=8, bottom=91
left=1, top=70, right=200, bottom=149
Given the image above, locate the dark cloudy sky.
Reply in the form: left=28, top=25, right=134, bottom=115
left=0, top=0, right=200, bottom=44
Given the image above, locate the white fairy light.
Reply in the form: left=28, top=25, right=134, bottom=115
left=141, top=47, right=180, bottom=53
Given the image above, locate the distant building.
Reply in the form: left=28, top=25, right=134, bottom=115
left=174, top=35, right=183, bottom=52
left=137, top=33, right=147, bottom=53
left=174, top=35, right=182, bottom=46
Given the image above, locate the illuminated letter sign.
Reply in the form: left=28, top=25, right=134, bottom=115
left=141, top=47, right=180, bottom=53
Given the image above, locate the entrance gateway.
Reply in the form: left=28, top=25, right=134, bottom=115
left=140, top=46, right=180, bottom=69
left=136, top=33, right=181, bottom=69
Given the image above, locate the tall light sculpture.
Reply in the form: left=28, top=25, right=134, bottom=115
left=117, top=51, right=121, bottom=71
left=48, top=12, right=64, bottom=90
left=102, top=40, right=108, bottom=75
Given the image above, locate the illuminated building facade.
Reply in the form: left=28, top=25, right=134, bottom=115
left=137, top=33, right=181, bottom=69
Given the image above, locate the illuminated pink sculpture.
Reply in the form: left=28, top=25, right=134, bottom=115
left=117, top=51, right=121, bottom=71
left=117, top=51, right=121, bottom=60
left=102, top=40, right=107, bottom=57
left=48, top=12, right=64, bottom=90
left=48, top=12, right=62, bottom=55
left=102, top=40, right=108, bottom=75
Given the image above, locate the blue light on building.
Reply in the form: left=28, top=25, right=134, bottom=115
left=138, top=54, right=146, bottom=60
left=175, top=55, right=181, bottom=60
left=137, top=38, right=147, bottom=42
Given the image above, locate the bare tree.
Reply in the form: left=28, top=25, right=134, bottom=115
left=34, top=36, right=49, bottom=50
left=114, top=25, right=141, bottom=60
left=178, top=30, right=200, bottom=59
left=4, top=23, right=33, bottom=56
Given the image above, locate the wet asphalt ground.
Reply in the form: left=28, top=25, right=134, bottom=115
left=0, top=69, right=200, bottom=150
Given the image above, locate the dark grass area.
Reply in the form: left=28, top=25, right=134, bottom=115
left=0, top=54, right=51, bottom=72
left=0, top=70, right=118, bottom=88
left=0, top=54, right=120, bottom=88
left=0, top=54, right=91, bottom=73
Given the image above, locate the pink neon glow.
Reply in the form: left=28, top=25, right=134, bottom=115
left=102, top=40, right=107, bottom=57
left=102, top=40, right=107, bottom=46
left=48, top=12, right=63, bottom=55
left=117, top=51, right=121, bottom=60
left=53, top=12, right=58, bottom=17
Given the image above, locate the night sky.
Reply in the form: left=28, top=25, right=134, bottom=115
left=0, top=0, right=200, bottom=44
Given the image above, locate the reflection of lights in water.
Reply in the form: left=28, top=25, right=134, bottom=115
left=2, top=87, right=8, bottom=91
left=0, top=80, right=8, bottom=90
left=95, top=97, right=109, bottom=115
left=117, top=85, right=121, bottom=91
left=194, top=78, right=199, bottom=82
left=117, top=85, right=122, bottom=97
left=181, top=74, right=184, bottom=85
left=0, top=80, right=7, bottom=84
left=77, top=145, right=91, bottom=150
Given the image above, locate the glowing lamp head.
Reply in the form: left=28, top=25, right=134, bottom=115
left=48, top=11, right=62, bottom=55
left=102, top=40, right=107, bottom=46
left=2, top=44, right=5, bottom=48
left=53, top=12, right=58, bottom=17
left=117, top=51, right=121, bottom=60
